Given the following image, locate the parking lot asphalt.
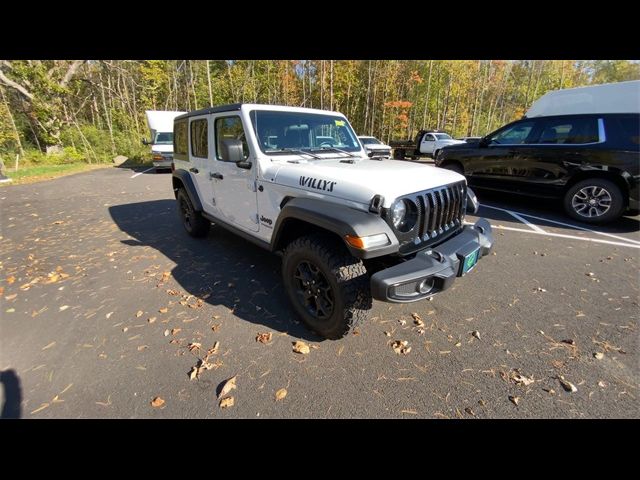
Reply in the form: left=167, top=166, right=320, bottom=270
left=1, top=166, right=638, bottom=418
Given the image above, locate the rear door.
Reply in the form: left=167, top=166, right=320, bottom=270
left=188, top=116, right=219, bottom=216
left=523, top=115, right=601, bottom=196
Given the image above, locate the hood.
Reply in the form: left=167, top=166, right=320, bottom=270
left=266, top=158, right=465, bottom=208
left=151, top=144, right=173, bottom=154
left=439, top=141, right=480, bottom=151
left=438, top=139, right=466, bottom=146
left=364, top=144, right=391, bottom=150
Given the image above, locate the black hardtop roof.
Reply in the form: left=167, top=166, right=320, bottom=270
left=174, top=103, right=242, bottom=121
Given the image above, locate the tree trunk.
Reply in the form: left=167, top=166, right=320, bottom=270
left=0, top=86, right=25, bottom=155
left=206, top=60, right=213, bottom=107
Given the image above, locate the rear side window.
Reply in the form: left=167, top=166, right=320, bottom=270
left=608, top=115, right=640, bottom=149
left=536, top=117, right=599, bottom=144
left=174, top=120, right=188, bottom=160
left=190, top=119, right=208, bottom=158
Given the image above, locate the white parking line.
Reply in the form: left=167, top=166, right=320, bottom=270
left=485, top=224, right=640, bottom=249
left=481, top=204, right=640, bottom=245
left=130, top=167, right=155, bottom=179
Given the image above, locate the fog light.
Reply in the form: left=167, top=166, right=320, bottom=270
left=417, top=278, right=434, bottom=294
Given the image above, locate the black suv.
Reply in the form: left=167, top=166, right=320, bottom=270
left=435, top=113, right=639, bottom=224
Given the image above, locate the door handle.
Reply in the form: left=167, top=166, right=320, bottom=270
left=210, top=172, right=224, bottom=180
left=189, top=167, right=199, bottom=174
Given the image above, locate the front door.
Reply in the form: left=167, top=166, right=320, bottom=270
left=210, top=115, right=259, bottom=233
left=467, top=119, right=541, bottom=192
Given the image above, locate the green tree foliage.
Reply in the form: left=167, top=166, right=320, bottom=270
left=0, top=59, right=638, bottom=164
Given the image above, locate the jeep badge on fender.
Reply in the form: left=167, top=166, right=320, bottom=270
left=171, top=103, right=494, bottom=339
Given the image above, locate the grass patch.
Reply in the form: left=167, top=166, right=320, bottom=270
left=2, top=163, right=111, bottom=185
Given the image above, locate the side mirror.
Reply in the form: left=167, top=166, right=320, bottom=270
left=466, top=187, right=480, bottom=214
left=221, top=139, right=250, bottom=168
left=479, top=137, right=489, bottom=147
left=142, top=138, right=149, bottom=145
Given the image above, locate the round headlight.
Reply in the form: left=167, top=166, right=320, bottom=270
left=390, top=199, right=406, bottom=228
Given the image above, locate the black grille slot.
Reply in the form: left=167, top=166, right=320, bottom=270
left=389, top=181, right=466, bottom=255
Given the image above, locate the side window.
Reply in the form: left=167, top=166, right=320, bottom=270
left=490, top=121, right=537, bottom=145
left=536, top=117, right=599, bottom=144
left=190, top=119, right=208, bottom=158
left=174, top=120, right=188, bottom=160
left=425, top=134, right=434, bottom=141
left=609, top=115, right=640, bottom=149
left=215, top=116, right=250, bottom=161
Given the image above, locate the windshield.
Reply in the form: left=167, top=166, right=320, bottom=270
left=154, top=132, right=173, bottom=145
left=360, top=137, right=381, bottom=145
left=434, top=133, right=452, bottom=140
left=251, top=110, right=362, bottom=155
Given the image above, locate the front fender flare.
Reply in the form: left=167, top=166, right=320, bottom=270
left=272, top=197, right=399, bottom=259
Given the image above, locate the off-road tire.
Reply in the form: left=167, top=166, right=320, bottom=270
left=177, top=188, right=210, bottom=237
left=563, top=178, right=625, bottom=224
left=282, top=234, right=372, bottom=339
left=394, top=149, right=405, bottom=160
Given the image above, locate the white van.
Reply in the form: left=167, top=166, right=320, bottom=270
left=525, top=80, right=640, bottom=117
left=143, top=110, right=186, bottom=171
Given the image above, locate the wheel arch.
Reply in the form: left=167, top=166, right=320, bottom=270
left=271, top=197, right=399, bottom=259
left=565, top=169, right=631, bottom=207
left=172, top=170, right=203, bottom=212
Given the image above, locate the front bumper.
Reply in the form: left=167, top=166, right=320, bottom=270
left=153, top=157, right=173, bottom=169
left=370, top=218, right=493, bottom=303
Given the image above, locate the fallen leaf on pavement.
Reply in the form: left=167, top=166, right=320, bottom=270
left=135, top=310, right=143, bottom=318
left=106, top=312, right=113, bottom=319
left=148, top=316, right=156, bottom=324
left=159, top=307, right=168, bottom=314
left=558, top=376, right=578, bottom=393
left=5, top=293, right=17, bottom=301
left=188, top=342, right=202, bottom=352
left=472, top=330, right=481, bottom=340
left=163, top=329, right=170, bottom=337
left=509, top=395, right=520, bottom=406
left=7, top=276, right=16, bottom=284
left=511, top=372, right=535, bottom=386
left=561, top=339, right=576, bottom=346
left=219, top=397, right=234, bottom=409
left=411, top=313, right=424, bottom=327
left=594, top=352, right=604, bottom=360
left=42, top=342, right=56, bottom=350
left=383, top=331, right=391, bottom=337
left=292, top=341, right=310, bottom=354
left=256, top=332, right=273, bottom=344
left=59, top=305, right=70, bottom=311
left=275, top=388, right=288, bottom=401
left=151, top=397, right=165, bottom=408
left=391, top=340, right=411, bottom=355
left=171, top=328, right=181, bottom=335
left=218, top=376, right=238, bottom=398
left=465, top=407, right=475, bottom=416
left=211, top=323, right=221, bottom=332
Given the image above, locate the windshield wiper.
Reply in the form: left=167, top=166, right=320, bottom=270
left=308, top=147, right=357, bottom=158
left=268, top=148, right=321, bottom=159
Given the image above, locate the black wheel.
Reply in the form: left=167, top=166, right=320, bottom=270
left=394, top=149, right=405, bottom=160
left=282, top=234, right=372, bottom=339
left=433, top=149, right=440, bottom=159
left=563, top=178, right=625, bottom=224
left=442, top=162, right=463, bottom=175
left=177, top=188, right=210, bottom=237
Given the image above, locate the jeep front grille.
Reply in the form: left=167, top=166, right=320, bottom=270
left=388, top=181, right=467, bottom=255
